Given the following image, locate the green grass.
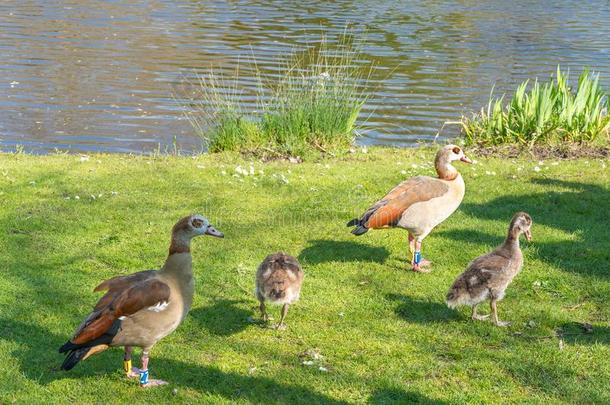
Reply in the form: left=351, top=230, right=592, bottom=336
left=459, top=67, right=610, bottom=147
left=0, top=148, right=609, bottom=403
left=185, top=35, right=369, bottom=159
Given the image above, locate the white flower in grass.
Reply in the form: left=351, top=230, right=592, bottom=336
left=400, top=170, right=407, bottom=175
left=534, top=166, right=541, bottom=172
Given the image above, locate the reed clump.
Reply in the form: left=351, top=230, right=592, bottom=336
left=459, top=67, right=609, bottom=147
left=186, top=35, right=369, bottom=158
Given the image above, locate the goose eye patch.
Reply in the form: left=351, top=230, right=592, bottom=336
left=452, top=147, right=461, bottom=154
left=192, top=218, right=204, bottom=228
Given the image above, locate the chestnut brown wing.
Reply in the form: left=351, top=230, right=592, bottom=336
left=363, top=176, right=448, bottom=229
left=70, top=278, right=170, bottom=345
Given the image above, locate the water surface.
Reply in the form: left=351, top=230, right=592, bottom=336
left=0, top=0, right=608, bottom=153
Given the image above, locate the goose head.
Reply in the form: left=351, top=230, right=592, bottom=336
left=510, top=211, right=532, bottom=242
left=441, top=145, right=472, bottom=164
left=435, top=145, right=472, bottom=180
left=169, top=214, right=223, bottom=255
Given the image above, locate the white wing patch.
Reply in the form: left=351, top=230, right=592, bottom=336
left=147, top=301, right=169, bottom=312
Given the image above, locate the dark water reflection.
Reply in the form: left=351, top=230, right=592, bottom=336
left=0, top=0, right=608, bottom=153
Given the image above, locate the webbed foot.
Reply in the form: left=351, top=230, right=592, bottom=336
left=141, top=379, right=168, bottom=388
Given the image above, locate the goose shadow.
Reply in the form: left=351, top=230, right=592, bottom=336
left=557, top=322, right=610, bottom=345
left=385, top=294, right=459, bottom=323
left=0, top=318, right=348, bottom=403
left=456, top=178, right=610, bottom=279
left=369, top=387, right=448, bottom=404
left=0, top=318, right=115, bottom=385
left=190, top=299, right=252, bottom=336
left=298, top=240, right=389, bottom=265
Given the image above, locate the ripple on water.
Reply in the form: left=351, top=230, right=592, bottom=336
left=0, top=0, right=608, bottom=153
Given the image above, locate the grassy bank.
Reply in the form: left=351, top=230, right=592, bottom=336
left=0, top=148, right=609, bottom=403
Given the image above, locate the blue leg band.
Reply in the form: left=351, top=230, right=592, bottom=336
left=140, top=370, right=149, bottom=385
left=414, top=251, right=421, bottom=264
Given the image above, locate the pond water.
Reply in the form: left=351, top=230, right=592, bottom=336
left=0, top=0, right=608, bottom=153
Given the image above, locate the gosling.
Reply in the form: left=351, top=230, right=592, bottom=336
left=255, top=253, right=304, bottom=330
left=446, top=212, right=532, bottom=327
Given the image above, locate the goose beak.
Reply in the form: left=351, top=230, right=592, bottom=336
left=460, top=156, right=473, bottom=164
left=524, top=229, right=532, bottom=242
left=205, top=225, right=224, bottom=238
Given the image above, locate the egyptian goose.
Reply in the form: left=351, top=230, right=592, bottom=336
left=347, top=145, right=472, bottom=272
left=255, top=253, right=304, bottom=330
left=58, top=214, right=223, bottom=387
left=446, top=212, right=532, bottom=327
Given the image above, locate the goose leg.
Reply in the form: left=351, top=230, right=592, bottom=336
left=124, top=346, right=141, bottom=378
left=490, top=299, right=510, bottom=327
left=275, top=304, right=288, bottom=331
left=471, top=304, right=489, bottom=321
left=408, top=233, right=415, bottom=254
left=259, top=300, right=268, bottom=322
left=412, top=240, right=431, bottom=273
left=138, top=350, right=168, bottom=388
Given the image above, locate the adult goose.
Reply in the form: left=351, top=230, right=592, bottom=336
left=446, top=212, right=532, bottom=327
left=58, top=214, right=223, bottom=387
left=347, top=145, right=471, bottom=272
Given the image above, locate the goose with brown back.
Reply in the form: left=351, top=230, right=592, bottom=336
left=58, top=214, right=223, bottom=387
left=347, top=145, right=472, bottom=272
left=446, top=212, right=532, bottom=327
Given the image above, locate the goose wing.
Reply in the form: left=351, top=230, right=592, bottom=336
left=357, top=176, right=449, bottom=229
left=60, top=275, right=170, bottom=350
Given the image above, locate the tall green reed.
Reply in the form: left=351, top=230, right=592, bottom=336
left=185, top=34, right=371, bottom=158
left=459, top=67, right=609, bottom=146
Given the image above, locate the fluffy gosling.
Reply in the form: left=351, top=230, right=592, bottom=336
left=446, top=212, right=532, bottom=327
left=255, top=253, right=304, bottom=330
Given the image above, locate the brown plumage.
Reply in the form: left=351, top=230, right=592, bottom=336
left=58, top=214, right=223, bottom=387
left=255, top=253, right=304, bottom=330
left=347, top=145, right=472, bottom=272
left=446, top=212, right=533, bottom=327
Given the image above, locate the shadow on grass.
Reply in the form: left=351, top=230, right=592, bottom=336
left=369, top=387, right=448, bottom=404
left=558, top=322, right=610, bottom=345
left=385, top=294, right=459, bottom=323
left=0, top=317, right=349, bottom=403
left=299, top=240, right=389, bottom=265
left=190, top=299, right=252, bottom=336
left=455, top=179, right=610, bottom=279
